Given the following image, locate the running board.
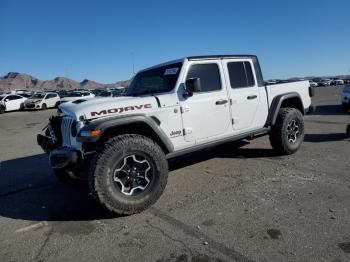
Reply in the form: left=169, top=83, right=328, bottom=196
left=166, top=127, right=270, bottom=159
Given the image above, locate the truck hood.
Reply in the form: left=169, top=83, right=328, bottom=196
left=58, top=96, right=158, bottom=120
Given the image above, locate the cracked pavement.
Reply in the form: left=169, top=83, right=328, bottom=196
left=0, top=86, right=350, bottom=262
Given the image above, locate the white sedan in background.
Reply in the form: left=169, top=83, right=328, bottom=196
left=24, top=92, right=60, bottom=110
left=59, top=91, right=95, bottom=104
left=0, top=94, right=27, bottom=114
left=309, top=80, right=318, bottom=87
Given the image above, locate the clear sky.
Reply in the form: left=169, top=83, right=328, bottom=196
left=0, top=0, right=349, bottom=83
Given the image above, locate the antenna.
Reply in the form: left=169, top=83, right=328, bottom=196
left=130, top=52, right=135, bottom=75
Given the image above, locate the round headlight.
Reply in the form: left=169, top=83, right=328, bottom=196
left=71, top=121, right=78, bottom=137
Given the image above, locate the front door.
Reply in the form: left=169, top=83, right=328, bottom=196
left=223, top=59, right=260, bottom=132
left=180, top=61, right=231, bottom=142
left=5, top=95, right=20, bottom=111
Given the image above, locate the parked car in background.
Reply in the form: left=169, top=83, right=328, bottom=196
left=24, top=92, right=60, bottom=110
left=59, top=91, right=95, bottom=104
left=341, top=85, right=350, bottom=112
left=97, top=89, right=125, bottom=97
left=314, top=79, right=329, bottom=87
left=0, top=94, right=27, bottom=113
left=331, top=79, right=344, bottom=86
left=309, top=80, right=318, bottom=87
left=91, top=89, right=105, bottom=96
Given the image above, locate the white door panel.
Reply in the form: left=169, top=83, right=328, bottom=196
left=222, top=59, right=261, bottom=132
left=181, top=93, right=230, bottom=141
left=180, top=60, right=231, bottom=142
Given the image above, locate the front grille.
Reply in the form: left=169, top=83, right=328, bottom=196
left=61, top=117, right=74, bottom=146
left=26, top=103, right=35, bottom=108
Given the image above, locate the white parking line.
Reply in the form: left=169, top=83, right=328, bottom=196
left=15, top=221, right=49, bottom=233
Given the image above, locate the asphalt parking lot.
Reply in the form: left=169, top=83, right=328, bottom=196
left=0, top=86, right=350, bottom=262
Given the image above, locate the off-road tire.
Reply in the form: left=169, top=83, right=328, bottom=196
left=42, top=103, right=47, bottom=110
left=53, top=169, right=86, bottom=183
left=269, top=108, right=304, bottom=155
left=346, top=125, right=350, bottom=138
left=0, top=106, right=5, bottom=114
left=89, top=134, right=168, bottom=215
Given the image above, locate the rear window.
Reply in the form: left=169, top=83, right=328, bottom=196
left=227, top=61, right=255, bottom=88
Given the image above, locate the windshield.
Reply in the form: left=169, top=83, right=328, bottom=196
left=126, top=62, right=182, bottom=96
left=31, top=93, right=45, bottom=99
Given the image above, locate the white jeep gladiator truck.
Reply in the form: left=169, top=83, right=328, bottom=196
left=37, top=55, right=314, bottom=215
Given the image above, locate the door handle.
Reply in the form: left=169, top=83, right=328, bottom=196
left=247, top=95, right=257, bottom=100
left=215, top=99, right=228, bottom=105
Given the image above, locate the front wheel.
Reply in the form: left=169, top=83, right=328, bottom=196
left=269, top=108, right=305, bottom=155
left=0, top=106, right=5, bottom=114
left=42, top=103, right=47, bottom=110
left=346, top=125, right=350, bottom=138
left=89, top=134, right=168, bottom=215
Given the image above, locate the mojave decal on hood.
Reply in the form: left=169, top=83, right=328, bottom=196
left=58, top=96, right=158, bottom=120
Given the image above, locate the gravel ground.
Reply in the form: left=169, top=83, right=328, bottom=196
left=0, top=86, right=349, bottom=262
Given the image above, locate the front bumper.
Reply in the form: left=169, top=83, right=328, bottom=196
left=49, top=147, right=82, bottom=169
left=25, top=103, right=41, bottom=109
left=37, top=134, right=82, bottom=169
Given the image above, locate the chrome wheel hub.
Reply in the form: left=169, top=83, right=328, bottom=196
left=287, top=119, right=300, bottom=143
left=113, top=155, right=151, bottom=196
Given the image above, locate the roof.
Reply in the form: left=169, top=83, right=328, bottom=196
left=187, top=55, right=257, bottom=60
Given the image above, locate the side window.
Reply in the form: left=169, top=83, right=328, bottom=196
left=227, top=61, right=255, bottom=88
left=46, top=94, right=56, bottom=99
left=186, top=63, right=221, bottom=92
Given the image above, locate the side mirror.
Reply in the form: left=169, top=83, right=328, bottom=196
left=5, top=99, right=9, bottom=102
left=184, top=78, right=201, bottom=98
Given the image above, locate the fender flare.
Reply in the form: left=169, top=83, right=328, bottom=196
left=265, top=92, right=304, bottom=126
left=77, top=114, right=174, bottom=153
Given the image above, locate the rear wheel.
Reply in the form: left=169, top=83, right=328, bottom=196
left=269, top=108, right=304, bottom=155
left=89, top=134, right=168, bottom=215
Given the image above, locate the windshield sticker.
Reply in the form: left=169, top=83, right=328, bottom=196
left=164, top=68, right=179, bottom=75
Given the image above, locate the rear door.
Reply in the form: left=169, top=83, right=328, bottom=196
left=180, top=60, right=231, bottom=142
left=222, top=59, right=260, bottom=132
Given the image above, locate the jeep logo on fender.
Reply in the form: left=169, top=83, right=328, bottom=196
left=91, top=104, right=152, bottom=117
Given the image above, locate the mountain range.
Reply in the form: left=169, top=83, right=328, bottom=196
left=0, top=72, right=131, bottom=92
